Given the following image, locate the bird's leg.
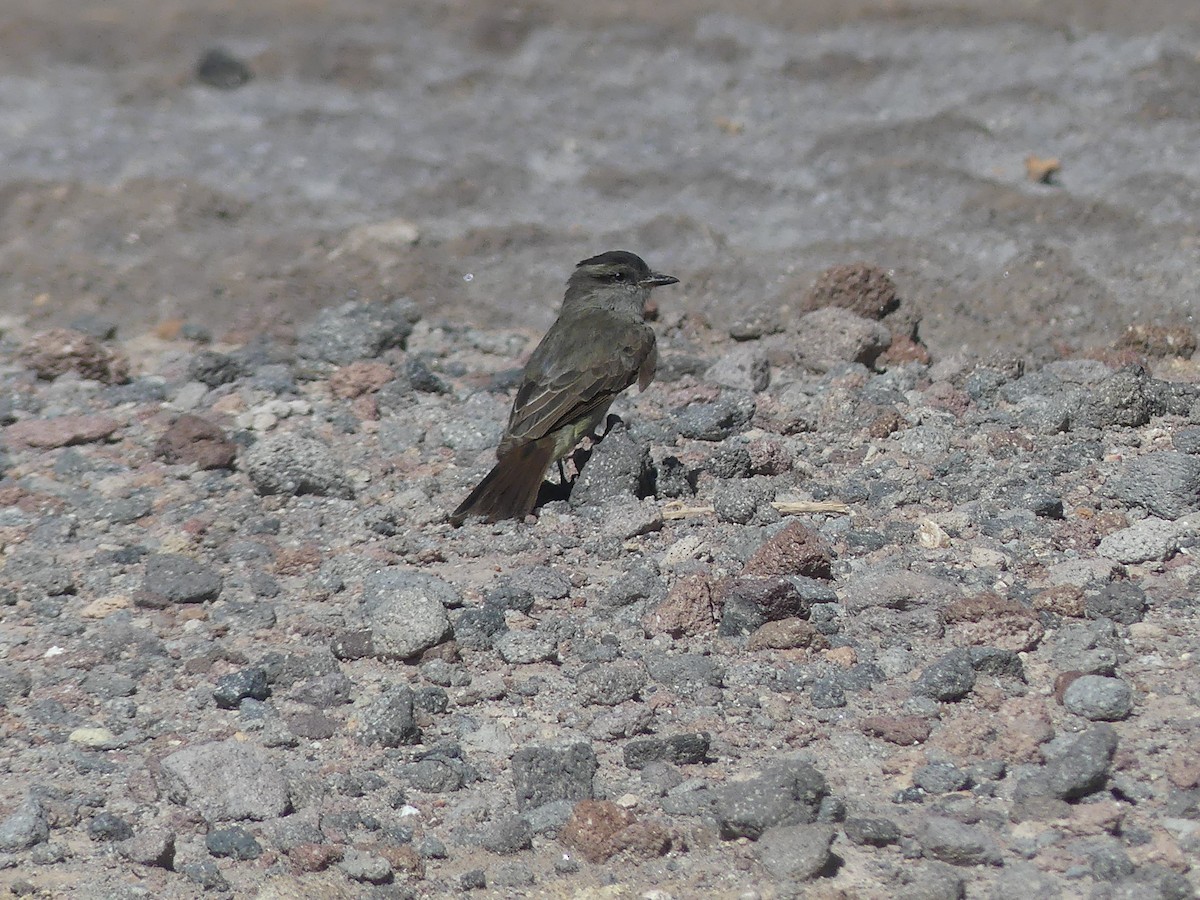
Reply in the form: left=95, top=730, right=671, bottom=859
left=557, top=459, right=570, bottom=485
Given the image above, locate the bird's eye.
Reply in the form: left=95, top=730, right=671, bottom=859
left=611, top=271, right=626, bottom=282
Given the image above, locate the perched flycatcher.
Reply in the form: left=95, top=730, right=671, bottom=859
left=450, top=250, right=679, bottom=524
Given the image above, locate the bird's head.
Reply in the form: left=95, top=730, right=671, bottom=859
left=564, top=250, right=678, bottom=313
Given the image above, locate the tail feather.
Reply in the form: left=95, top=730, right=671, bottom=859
left=449, top=440, right=556, bottom=525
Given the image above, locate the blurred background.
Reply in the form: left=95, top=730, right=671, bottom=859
left=2, top=0, right=1199, bottom=363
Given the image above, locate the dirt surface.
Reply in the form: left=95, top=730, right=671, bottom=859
left=2, top=2, right=1200, bottom=899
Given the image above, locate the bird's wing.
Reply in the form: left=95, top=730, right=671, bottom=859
left=498, top=313, right=655, bottom=454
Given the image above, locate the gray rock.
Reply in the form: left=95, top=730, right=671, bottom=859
left=243, top=432, right=354, bottom=498
left=714, top=758, right=828, bottom=840
left=914, top=762, right=970, bottom=794
left=913, top=651, right=976, bottom=702
left=181, top=860, right=230, bottom=891
left=161, top=739, right=291, bottom=822
left=338, top=847, right=393, bottom=884
left=213, top=667, right=270, bottom=709
left=297, top=298, right=419, bottom=365
left=674, top=393, right=756, bottom=441
left=87, top=811, right=133, bottom=842
left=362, top=569, right=455, bottom=659
left=1075, top=369, right=1156, bottom=428
left=505, top=566, right=572, bottom=601
left=480, top=815, right=533, bottom=855
left=601, top=565, right=665, bottom=610
left=399, top=757, right=469, bottom=793
left=354, top=686, right=420, bottom=747
left=918, top=815, right=1001, bottom=866
left=0, top=664, right=32, bottom=708
left=623, top=733, right=710, bottom=770
left=189, top=350, right=247, bottom=388
left=705, top=347, right=770, bottom=392
left=0, top=797, right=49, bottom=851
left=756, top=823, right=835, bottom=881
left=1016, top=724, right=1118, bottom=802
left=794, top=307, right=892, bottom=372
left=117, top=828, right=176, bottom=869
left=575, top=662, right=646, bottom=706
left=491, top=861, right=535, bottom=888
left=205, top=825, right=262, bottom=860
left=569, top=423, right=653, bottom=508
left=512, top=743, right=597, bottom=811
left=712, top=479, right=777, bottom=525
left=986, top=862, right=1062, bottom=899
left=523, top=799, right=576, bottom=835
left=1097, top=517, right=1182, bottom=563
left=494, top=630, right=558, bottom=664
left=645, top=653, right=724, bottom=695
left=1085, top=582, right=1148, bottom=625
left=452, top=605, right=508, bottom=650
left=1106, top=452, right=1200, bottom=520
left=142, top=553, right=223, bottom=605
left=719, top=577, right=810, bottom=638
left=844, top=816, right=900, bottom=846
left=1063, top=675, right=1134, bottom=721
left=809, top=678, right=846, bottom=709
left=897, top=863, right=966, bottom=900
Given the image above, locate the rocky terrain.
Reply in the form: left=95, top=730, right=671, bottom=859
left=2, top=1, right=1200, bottom=898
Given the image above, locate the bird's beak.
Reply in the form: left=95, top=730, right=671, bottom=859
left=641, top=272, right=679, bottom=288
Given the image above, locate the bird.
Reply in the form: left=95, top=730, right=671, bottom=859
left=450, top=250, right=679, bottom=524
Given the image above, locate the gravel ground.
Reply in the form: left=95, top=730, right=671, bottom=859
left=2, top=1, right=1200, bottom=899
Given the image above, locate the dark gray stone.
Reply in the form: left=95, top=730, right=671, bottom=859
left=480, top=815, right=532, bottom=855
left=361, top=570, right=455, bottom=660
left=1086, top=582, right=1148, bottom=625
left=355, top=686, right=421, bottom=748
left=623, top=733, right=710, bottom=770
left=575, top=662, right=646, bottom=706
left=714, top=758, right=828, bottom=840
left=142, top=553, right=223, bottom=605
left=645, top=653, right=723, bottom=695
left=189, top=350, right=247, bottom=387
left=913, top=651, right=976, bottom=702
left=918, top=815, right=1001, bottom=866
left=674, top=393, right=756, bottom=441
left=213, top=667, right=270, bottom=709
left=756, top=823, right=835, bottom=881
left=181, top=860, right=230, bottom=891
left=1106, top=451, right=1200, bottom=520
left=1063, top=675, right=1134, bottom=721
left=1017, top=724, right=1118, bottom=802
left=0, top=797, right=49, bottom=851
left=0, top=664, right=32, bottom=708
left=243, top=432, right=354, bottom=498
left=452, top=605, right=508, bottom=650
left=205, top=825, right=262, bottom=860
left=161, top=739, right=291, bottom=822
left=87, top=811, right=133, bottom=842
left=914, top=762, right=970, bottom=794
left=844, top=816, right=900, bottom=846
left=719, top=577, right=810, bottom=637
left=569, top=423, right=653, bottom=508
left=117, top=828, right=176, bottom=869
left=512, top=744, right=597, bottom=812
left=338, top=848, right=393, bottom=884
left=297, top=298, right=420, bottom=366
left=809, top=678, right=847, bottom=709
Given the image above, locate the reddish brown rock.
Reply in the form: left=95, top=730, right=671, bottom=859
left=803, top=263, right=900, bottom=320
left=747, top=618, right=828, bottom=651
left=1032, top=585, right=1087, bottom=618
left=5, top=413, right=121, bottom=449
left=942, top=591, right=1045, bottom=652
left=288, top=843, right=343, bottom=873
left=154, top=414, right=237, bottom=469
left=378, top=844, right=424, bottom=878
left=878, top=333, right=932, bottom=367
left=561, top=800, right=636, bottom=863
left=741, top=521, right=833, bottom=579
left=607, top=820, right=673, bottom=860
left=643, top=574, right=717, bottom=638
left=18, top=327, right=130, bottom=384
left=330, top=361, right=395, bottom=398
left=860, top=715, right=932, bottom=745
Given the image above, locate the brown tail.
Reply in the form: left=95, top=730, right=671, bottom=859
left=449, top=439, right=556, bottom=525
